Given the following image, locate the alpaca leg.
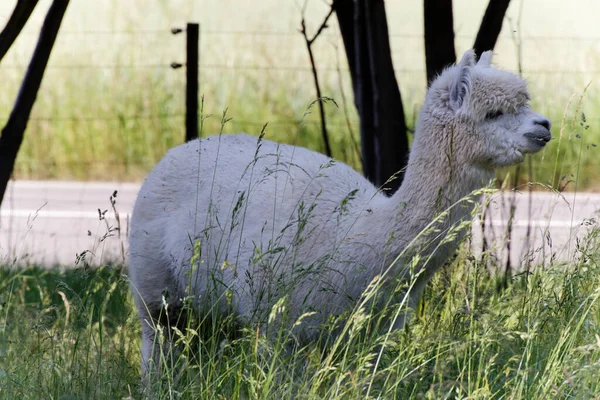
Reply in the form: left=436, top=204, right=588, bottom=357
left=140, top=320, right=156, bottom=378
left=128, top=250, right=187, bottom=381
left=138, top=299, right=189, bottom=390
left=389, top=279, right=428, bottom=331
left=136, top=304, right=164, bottom=393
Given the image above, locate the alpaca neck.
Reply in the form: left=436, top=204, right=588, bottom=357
left=377, top=146, right=494, bottom=270
left=393, top=158, right=492, bottom=218
left=336, top=138, right=494, bottom=305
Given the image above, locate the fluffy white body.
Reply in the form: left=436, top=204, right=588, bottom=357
left=129, top=50, right=551, bottom=374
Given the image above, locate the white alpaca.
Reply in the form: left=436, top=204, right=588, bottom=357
left=129, top=50, right=551, bottom=374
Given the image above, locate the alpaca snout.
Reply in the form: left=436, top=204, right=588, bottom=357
left=534, top=117, right=551, bottom=131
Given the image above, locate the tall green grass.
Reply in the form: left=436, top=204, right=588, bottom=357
left=1, top=226, right=600, bottom=398
left=1, top=1, right=598, bottom=187
left=0, top=266, right=139, bottom=398
left=4, top=68, right=597, bottom=191
left=0, top=45, right=597, bottom=189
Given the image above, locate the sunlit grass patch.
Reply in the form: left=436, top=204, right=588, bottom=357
left=0, top=266, right=139, bottom=399
left=1, top=227, right=600, bottom=399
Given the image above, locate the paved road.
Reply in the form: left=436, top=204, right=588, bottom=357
left=472, top=191, right=600, bottom=270
left=1, top=181, right=599, bottom=268
left=0, top=181, right=138, bottom=267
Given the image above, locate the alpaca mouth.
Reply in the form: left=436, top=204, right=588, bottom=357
left=524, top=130, right=551, bottom=150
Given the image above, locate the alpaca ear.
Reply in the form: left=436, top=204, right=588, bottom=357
left=477, top=50, right=493, bottom=67
left=450, top=50, right=475, bottom=111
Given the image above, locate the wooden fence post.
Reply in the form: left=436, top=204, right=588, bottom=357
left=185, top=23, right=199, bottom=142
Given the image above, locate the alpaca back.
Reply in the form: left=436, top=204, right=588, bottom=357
left=129, top=133, right=381, bottom=322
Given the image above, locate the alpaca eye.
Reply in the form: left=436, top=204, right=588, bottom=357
left=485, top=110, right=504, bottom=119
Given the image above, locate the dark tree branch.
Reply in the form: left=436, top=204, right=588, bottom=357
left=0, top=0, right=40, bottom=62
left=307, top=3, right=336, bottom=45
left=0, top=0, right=70, bottom=206
left=336, top=0, right=408, bottom=193
left=474, top=0, right=512, bottom=57
left=424, top=0, right=456, bottom=84
left=300, top=4, right=336, bottom=158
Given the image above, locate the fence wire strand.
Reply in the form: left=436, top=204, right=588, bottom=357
left=1, top=28, right=597, bottom=140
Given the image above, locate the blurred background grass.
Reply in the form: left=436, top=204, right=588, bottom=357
left=0, top=0, right=599, bottom=188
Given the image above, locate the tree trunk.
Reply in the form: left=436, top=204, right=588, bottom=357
left=335, top=0, right=408, bottom=194
left=473, top=0, right=512, bottom=58
left=0, top=0, right=70, bottom=206
left=424, top=0, right=456, bottom=84
left=0, top=0, right=40, bottom=62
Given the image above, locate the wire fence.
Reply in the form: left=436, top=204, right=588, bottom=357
left=14, top=28, right=600, bottom=41
left=4, top=63, right=600, bottom=75
left=7, top=29, right=600, bottom=70
left=2, top=26, right=599, bottom=178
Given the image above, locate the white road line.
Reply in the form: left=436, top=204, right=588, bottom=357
left=0, top=209, right=594, bottom=229
left=0, top=210, right=131, bottom=219
left=6, top=180, right=141, bottom=190
left=480, top=220, right=593, bottom=228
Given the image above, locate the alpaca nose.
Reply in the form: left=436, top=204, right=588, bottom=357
left=535, top=118, right=551, bottom=131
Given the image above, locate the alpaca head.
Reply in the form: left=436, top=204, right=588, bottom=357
left=419, top=49, right=551, bottom=169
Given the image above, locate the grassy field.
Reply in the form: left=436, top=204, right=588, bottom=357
left=1, top=228, right=600, bottom=399
left=1, top=2, right=600, bottom=398
left=0, top=1, right=599, bottom=188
